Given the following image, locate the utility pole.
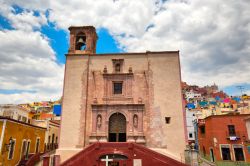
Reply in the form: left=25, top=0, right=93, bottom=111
left=236, top=86, right=245, bottom=111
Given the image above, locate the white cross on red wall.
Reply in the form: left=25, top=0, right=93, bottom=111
left=101, top=155, right=113, bottom=166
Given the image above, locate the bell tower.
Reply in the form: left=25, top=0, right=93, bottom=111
left=68, top=26, right=98, bottom=54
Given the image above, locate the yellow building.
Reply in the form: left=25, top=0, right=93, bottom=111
left=0, top=117, right=46, bottom=166
left=31, top=120, right=60, bottom=152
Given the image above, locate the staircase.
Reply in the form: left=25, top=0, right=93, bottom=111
left=17, top=154, right=33, bottom=166
left=17, top=153, right=43, bottom=166
left=60, top=142, right=187, bottom=166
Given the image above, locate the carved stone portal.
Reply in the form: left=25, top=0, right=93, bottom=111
left=90, top=104, right=145, bottom=144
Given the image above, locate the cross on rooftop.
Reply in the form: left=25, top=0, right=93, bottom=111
left=101, top=155, right=113, bottom=166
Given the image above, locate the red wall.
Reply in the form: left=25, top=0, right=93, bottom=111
left=198, top=114, right=250, bottom=162
left=60, top=143, right=187, bottom=166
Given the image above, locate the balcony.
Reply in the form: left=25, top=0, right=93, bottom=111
left=44, top=143, right=58, bottom=152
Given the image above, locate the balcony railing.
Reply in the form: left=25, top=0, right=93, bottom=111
left=44, top=143, right=58, bottom=152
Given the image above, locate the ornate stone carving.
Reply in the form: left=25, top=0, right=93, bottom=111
left=91, top=104, right=144, bottom=142
left=129, top=66, right=133, bottom=73
left=138, top=97, right=142, bottom=104
left=133, top=114, right=138, bottom=128
left=103, top=65, right=107, bottom=73
left=97, top=115, right=102, bottom=128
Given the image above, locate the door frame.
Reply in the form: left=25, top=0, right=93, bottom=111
left=108, top=112, right=127, bottom=142
left=232, top=144, right=245, bottom=161
left=209, top=147, right=215, bottom=162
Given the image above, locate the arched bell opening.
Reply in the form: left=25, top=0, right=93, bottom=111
left=75, top=32, right=86, bottom=50
left=108, top=113, right=126, bottom=142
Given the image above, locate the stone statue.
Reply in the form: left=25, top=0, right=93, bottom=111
left=133, top=115, right=138, bottom=128
left=97, top=115, right=102, bottom=128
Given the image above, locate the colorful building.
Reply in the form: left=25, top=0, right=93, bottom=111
left=0, top=104, right=31, bottom=123
left=198, top=114, right=250, bottom=163
left=0, top=117, right=46, bottom=166
left=185, top=109, right=197, bottom=145
left=31, top=119, right=60, bottom=152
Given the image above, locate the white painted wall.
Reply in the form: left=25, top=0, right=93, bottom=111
left=185, top=109, right=197, bottom=141
left=0, top=105, right=29, bottom=123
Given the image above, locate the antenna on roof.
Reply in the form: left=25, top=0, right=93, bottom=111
left=236, top=86, right=244, bottom=96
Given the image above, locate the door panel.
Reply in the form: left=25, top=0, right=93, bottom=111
left=109, top=113, right=126, bottom=142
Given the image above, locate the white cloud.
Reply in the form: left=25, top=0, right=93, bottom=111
left=47, top=0, right=250, bottom=88
left=0, top=30, right=64, bottom=104
left=0, top=1, right=47, bottom=31
left=0, top=0, right=250, bottom=103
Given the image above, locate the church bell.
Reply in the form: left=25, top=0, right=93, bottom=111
left=77, top=37, right=85, bottom=44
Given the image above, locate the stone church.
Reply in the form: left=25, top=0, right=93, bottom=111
left=56, top=26, right=187, bottom=165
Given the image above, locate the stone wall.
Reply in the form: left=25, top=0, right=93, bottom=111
left=57, top=51, right=186, bottom=162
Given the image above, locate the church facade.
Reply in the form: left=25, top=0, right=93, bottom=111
left=57, top=26, right=186, bottom=164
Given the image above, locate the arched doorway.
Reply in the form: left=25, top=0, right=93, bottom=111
left=109, top=113, right=126, bottom=142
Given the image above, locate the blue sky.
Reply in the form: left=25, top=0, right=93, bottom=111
left=0, top=1, right=249, bottom=103
left=40, top=23, right=123, bottom=64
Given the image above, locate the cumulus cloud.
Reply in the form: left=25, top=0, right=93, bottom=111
left=114, top=0, right=250, bottom=87
left=0, top=0, right=250, bottom=103
left=14, top=0, right=248, bottom=88
left=0, top=2, right=47, bottom=31
left=0, top=30, right=64, bottom=104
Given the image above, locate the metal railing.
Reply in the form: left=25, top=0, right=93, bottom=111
left=45, top=143, right=58, bottom=152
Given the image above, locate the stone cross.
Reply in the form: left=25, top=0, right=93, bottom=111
left=101, top=155, right=113, bottom=166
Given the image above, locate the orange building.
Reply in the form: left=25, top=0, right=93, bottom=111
left=0, top=117, right=46, bottom=165
left=198, top=114, right=250, bottom=163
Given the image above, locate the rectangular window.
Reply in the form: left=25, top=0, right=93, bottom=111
left=25, top=141, right=30, bottom=159
left=200, top=126, right=205, bottom=134
left=52, top=134, right=55, bottom=149
left=233, top=145, right=245, bottom=161
left=35, top=138, right=40, bottom=153
left=21, top=140, right=27, bottom=159
left=189, top=133, right=193, bottom=138
left=113, top=82, right=122, bottom=94
left=22, top=117, right=27, bottom=123
left=221, top=146, right=231, bottom=160
left=228, top=125, right=236, bottom=136
left=8, top=139, right=16, bottom=160
left=220, top=145, right=231, bottom=160
left=165, top=117, right=171, bottom=124
left=247, top=146, right=250, bottom=154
